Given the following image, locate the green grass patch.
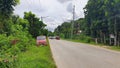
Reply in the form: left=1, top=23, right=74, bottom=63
left=104, top=46, right=120, bottom=51
left=64, top=39, right=91, bottom=44
left=64, top=39, right=120, bottom=51
left=16, top=36, right=56, bottom=68
left=16, top=45, right=56, bottom=68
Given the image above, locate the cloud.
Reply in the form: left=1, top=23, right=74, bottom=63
left=57, top=0, right=72, bottom=3
left=14, top=0, right=88, bottom=31
left=14, top=0, right=46, bottom=17
left=44, top=18, right=55, bottom=22
left=66, top=3, right=73, bottom=13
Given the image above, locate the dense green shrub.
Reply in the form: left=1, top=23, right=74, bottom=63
left=0, top=34, right=17, bottom=68
left=60, top=33, right=65, bottom=38
left=72, top=34, right=93, bottom=43
left=0, top=33, right=35, bottom=68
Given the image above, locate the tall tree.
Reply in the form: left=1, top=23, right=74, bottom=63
left=0, top=0, right=19, bottom=34
left=55, top=22, right=71, bottom=38
left=24, top=12, right=46, bottom=38
left=84, top=0, right=120, bottom=45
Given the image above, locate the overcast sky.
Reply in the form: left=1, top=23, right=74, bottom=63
left=14, top=0, right=88, bottom=32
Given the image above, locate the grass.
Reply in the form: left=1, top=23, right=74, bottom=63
left=16, top=37, right=56, bottom=68
left=64, top=39, right=120, bottom=51
left=101, top=46, right=120, bottom=51
left=64, top=39, right=91, bottom=44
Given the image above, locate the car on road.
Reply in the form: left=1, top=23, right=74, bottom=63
left=56, top=36, right=60, bottom=40
left=49, top=36, right=56, bottom=39
left=36, top=36, right=47, bottom=46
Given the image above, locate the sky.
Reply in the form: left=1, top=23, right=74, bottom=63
left=14, top=0, right=88, bottom=32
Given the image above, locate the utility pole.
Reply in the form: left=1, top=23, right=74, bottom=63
left=40, top=16, right=49, bottom=22
left=41, top=16, right=43, bottom=21
left=71, top=5, right=75, bottom=39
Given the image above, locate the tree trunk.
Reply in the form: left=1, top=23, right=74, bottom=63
left=100, top=30, right=103, bottom=43
left=117, top=34, right=120, bottom=47
left=95, top=38, right=98, bottom=44
left=109, top=38, right=111, bottom=45
left=114, top=17, right=117, bottom=46
left=103, top=33, right=106, bottom=44
left=114, top=36, right=117, bottom=46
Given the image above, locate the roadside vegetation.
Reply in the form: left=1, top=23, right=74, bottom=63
left=0, top=0, right=55, bottom=68
left=54, top=0, right=120, bottom=50
left=17, top=45, right=56, bottom=68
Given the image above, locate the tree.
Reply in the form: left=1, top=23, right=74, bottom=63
left=48, top=31, right=55, bottom=36
left=0, top=0, right=19, bottom=18
left=42, top=29, right=48, bottom=36
left=24, top=12, right=46, bottom=38
left=54, top=22, right=71, bottom=38
left=0, top=0, right=19, bottom=34
left=84, top=0, right=120, bottom=45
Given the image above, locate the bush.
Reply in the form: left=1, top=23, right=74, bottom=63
left=73, top=34, right=93, bottom=43
left=60, top=33, right=65, bottom=38
left=0, top=33, right=35, bottom=68
left=0, top=34, right=18, bottom=68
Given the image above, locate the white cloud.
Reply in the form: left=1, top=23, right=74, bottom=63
left=57, top=0, right=72, bottom=3
left=14, top=0, right=88, bottom=32
left=67, top=2, right=73, bottom=13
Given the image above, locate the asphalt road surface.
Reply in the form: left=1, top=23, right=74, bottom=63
left=49, top=39, right=120, bottom=68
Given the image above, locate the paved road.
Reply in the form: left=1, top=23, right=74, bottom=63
left=49, top=39, right=120, bottom=68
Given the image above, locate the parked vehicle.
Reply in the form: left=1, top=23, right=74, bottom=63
left=36, top=36, right=47, bottom=46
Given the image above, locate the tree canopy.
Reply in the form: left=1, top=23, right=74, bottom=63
left=0, top=0, right=19, bottom=34
left=24, top=12, right=46, bottom=38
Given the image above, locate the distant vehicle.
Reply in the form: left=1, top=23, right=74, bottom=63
left=49, top=36, right=56, bottom=39
left=36, top=36, right=47, bottom=46
left=56, top=36, right=60, bottom=40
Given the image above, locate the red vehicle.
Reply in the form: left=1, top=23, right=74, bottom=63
left=36, top=36, right=47, bottom=46
left=56, top=36, right=60, bottom=40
